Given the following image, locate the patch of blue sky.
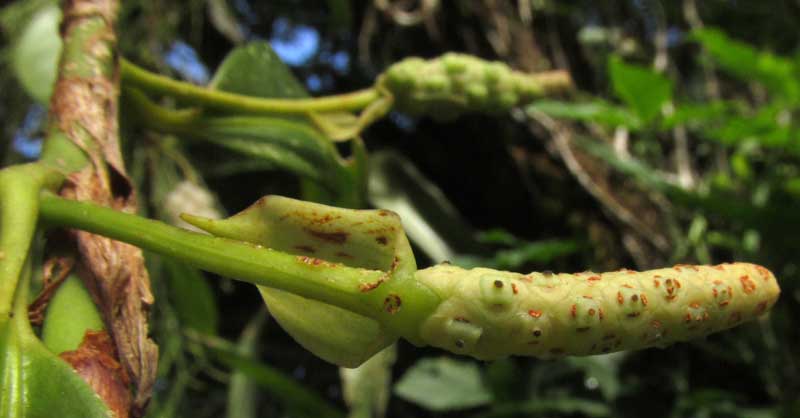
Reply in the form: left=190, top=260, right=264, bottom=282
left=164, top=40, right=210, bottom=85
left=13, top=105, right=46, bottom=159
left=270, top=17, right=320, bottom=66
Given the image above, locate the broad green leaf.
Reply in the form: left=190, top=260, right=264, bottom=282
left=10, top=4, right=61, bottom=103
left=394, top=357, right=492, bottom=411
left=527, top=99, right=642, bottom=129
left=191, top=332, right=345, bottom=418
left=209, top=41, right=308, bottom=99
left=608, top=55, right=672, bottom=124
left=182, top=195, right=416, bottom=367
left=692, top=28, right=800, bottom=101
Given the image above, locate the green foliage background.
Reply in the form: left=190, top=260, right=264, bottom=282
left=2, top=1, right=799, bottom=418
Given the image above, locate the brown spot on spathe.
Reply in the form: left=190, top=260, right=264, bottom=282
left=293, top=245, right=316, bottom=253
left=375, top=236, right=388, bottom=245
left=359, top=278, right=385, bottom=292
left=305, top=228, right=348, bottom=244
left=384, top=294, right=402, bottom=314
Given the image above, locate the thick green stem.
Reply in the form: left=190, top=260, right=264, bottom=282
left=38, top=193, right=384, bottom=318
left=0, top=165, right=63, bottom=317
left=121, top=59, right=381, bottom=115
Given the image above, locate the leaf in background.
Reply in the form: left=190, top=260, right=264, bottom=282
left=608, top=55, right=672, bottom=124
left=209, top=41, right=308, bottom=99
left=179, top=115, right=346, bottom=189
left=9, top=3, right=61, bottom=103
left=207, top=0, right=245, bottom=45
left=454, top=237, right=581, bottom=271
left=226, top=310, right=267, bottom=418
left=41, top=274, right=105, bottom=355
left=660, top=101, right=734, bottom=130
left=340, top=345, right=396, bottom=418
left=692, top=28, right=800, bottom=102
left=477, top=397, right=611, bottom=418
left=394, top=357, right=493, bottom=411
left=163, top=259, right=218, bottom=335
left=199, top=41, right=360, bottom=200
left=189, top=332, right=345, bottom=418
left=567, top=352, right=625, bottom=401
left=527, top=99, right=642, bottom=130
left=368, top=151, right=485, bottom=262
left=703, top=103, right=800, bottom=155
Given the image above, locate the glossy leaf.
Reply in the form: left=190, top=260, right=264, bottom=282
left=608, top=55, right=672, bottom=124
left=394, top=357, right=493, bottom=411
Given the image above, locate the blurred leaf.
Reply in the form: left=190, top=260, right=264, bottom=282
left=41, top=274, right=104, bottom=355
left=10, top=3, right=61, bottom=103
left=163, top=259, right=218, bottom=335
left=608, top=55, right=672, bottom=123
left=394, top=357, right=493, bottom=411
left=199, top=41, right=360, bottom=202
left=527, top=99, right=642, bottom=129
left=475, top=397, right=611, bottom=418
left=368, top=151, right=484, bottom=262
left=661, top=101, right=734, bottom=130
left=692, top=27, right=800, bottom=101
left=179, top=115, right=346, bottom=188
left=568, top=352, right=625, bottom=401
left=190, top=332, right=346, bottom=418
left=454, top=237, right=580, bottom=270
left=209, top=41, right=308, bottom=100
left=340, top=345, right=396, bottom=418
left=207, top=0, right=245, bottom=44
left=226, top=310, right=267, bottom=418
left=704, top=104, right=800, bottom=154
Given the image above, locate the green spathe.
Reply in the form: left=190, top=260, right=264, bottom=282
left=182, top=195, right=420, bottom=367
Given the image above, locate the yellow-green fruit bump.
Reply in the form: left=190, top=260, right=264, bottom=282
left=415, top=263, right=780, bottom=360
left=42, top=274, right=105, bottom=354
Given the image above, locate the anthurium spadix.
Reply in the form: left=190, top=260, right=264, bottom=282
left=180, top=196, right=780, bottom=367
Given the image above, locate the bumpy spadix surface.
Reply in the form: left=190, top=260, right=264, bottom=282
left=415, top=263, right=780, bottom=360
